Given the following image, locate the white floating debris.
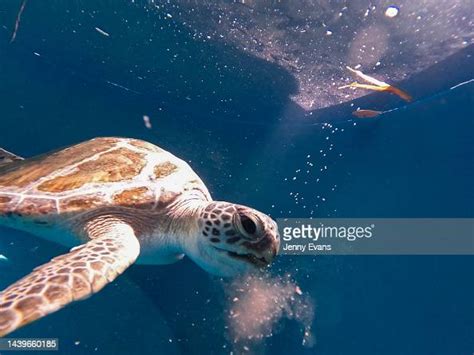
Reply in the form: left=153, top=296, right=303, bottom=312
left=325, top=30, right=333, bottom=36
left=105, top=80, right=139, bottom=94
left=143, top=115, right=152, bottom=129
left=95, top=27, right=110, bottom=37
left=385, top=6, right=399, bottom=18
left=0, top=254, right=8, bottom=261
left=33, top=52, right=41, bottom=57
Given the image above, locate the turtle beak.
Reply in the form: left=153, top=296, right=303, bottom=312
left=264, top=231, right=280, bottom=263
left=262, top=241, right=279, bottom=263
left=241, top=228, right=280, bottom=266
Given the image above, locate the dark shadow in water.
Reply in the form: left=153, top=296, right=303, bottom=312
left=0, top=0, right=300, bottom=127
left=2, top=1, right=472, bottom=130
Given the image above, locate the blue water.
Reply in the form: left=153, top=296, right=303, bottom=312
left=1, top=1, right=473, bottom=354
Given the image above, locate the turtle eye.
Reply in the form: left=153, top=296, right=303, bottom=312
left=235, top=212, right=261, bottom=239
left=240, top=214, right=256, bottom=234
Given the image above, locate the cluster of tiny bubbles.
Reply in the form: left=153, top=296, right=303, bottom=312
left=223, top=273, right=315, bottom=352
left=281, top=121, right=347, bottom=217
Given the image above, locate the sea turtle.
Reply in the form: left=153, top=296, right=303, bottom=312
left=0, top=137, right=280, bottom=336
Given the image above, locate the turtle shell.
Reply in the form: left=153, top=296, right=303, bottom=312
left=0, top=138, right=211, bottom=218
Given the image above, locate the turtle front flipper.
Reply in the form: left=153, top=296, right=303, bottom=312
left=0, top=219, right=140, bottom=337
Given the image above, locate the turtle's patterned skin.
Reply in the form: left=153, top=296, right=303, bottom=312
left=0, top=137, right=210, bottom=220
left=0, top=137, right=279, bottom=337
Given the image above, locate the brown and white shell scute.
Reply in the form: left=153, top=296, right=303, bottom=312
left=0, top=137, right=211, bottom=218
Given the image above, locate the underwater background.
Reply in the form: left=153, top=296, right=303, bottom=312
left=0, top=1, right=473, bottom=354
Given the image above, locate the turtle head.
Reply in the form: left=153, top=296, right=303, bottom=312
left=187, top=201, right=280, bottom=277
